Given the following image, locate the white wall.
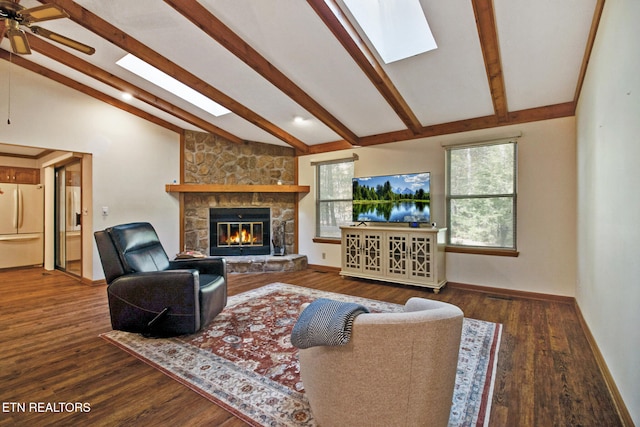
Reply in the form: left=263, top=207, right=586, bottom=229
left=298, top=117, right=577, bottom=296
left=0, top=59, right=181, bottom=281
left=576, top=0, right=640, bottom=422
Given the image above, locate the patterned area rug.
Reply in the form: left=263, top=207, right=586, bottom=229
left=101, top=283, right=502, bottom=426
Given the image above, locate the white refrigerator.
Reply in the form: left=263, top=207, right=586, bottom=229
left=0, top=183, right=44, bottom=269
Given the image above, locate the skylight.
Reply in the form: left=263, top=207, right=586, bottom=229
left=342, top=0, right=437, bottom=64
left=116, top=54, right=230, bottom=117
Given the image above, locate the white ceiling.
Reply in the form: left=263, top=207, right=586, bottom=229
left=1, top=0, right=600, bottom=154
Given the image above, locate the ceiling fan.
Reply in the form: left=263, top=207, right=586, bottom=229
left=0, top=0, right=94, bottom=55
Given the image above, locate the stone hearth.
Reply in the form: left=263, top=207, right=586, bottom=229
left=224, top=254, right=308, bottom=273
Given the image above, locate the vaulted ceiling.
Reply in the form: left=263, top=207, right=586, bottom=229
left=1, top=0, right=603, bottom=155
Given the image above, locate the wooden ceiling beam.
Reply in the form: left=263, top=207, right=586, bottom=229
left=471, top=0, right=509, bottom=123
left=163, top=0, right=360, bottom=147
left=307, top=102, right=575, bottom=154
left=365, top=102, right=575, bottom=145
left=25, top=34, right=244, bottom=144
left=307, top=0, right=423, bottom=135
left=574, top=0, right=606, bottom=102
left=0, top=49, right=183, bottom=133
left=39, top=0, right=310, bottom=154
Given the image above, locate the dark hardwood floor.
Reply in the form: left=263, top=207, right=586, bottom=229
left=0, top=267, right=622, bottom=426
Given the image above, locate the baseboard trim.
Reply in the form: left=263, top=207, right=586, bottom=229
left=574, top=303, right=635, bottom=427
left=446, top=281, right=575, bottom=304
left=86, top=278, right=107, bottom=286
left=307, top=264, right=341, bottom=273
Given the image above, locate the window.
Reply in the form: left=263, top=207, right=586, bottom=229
left=116, top=54, right=230, bottom=117
left=316, top=160, right=354, bottom=239
left=446, top=141, right=517, bottom=250
left=342, top=0, right=437, bottom=64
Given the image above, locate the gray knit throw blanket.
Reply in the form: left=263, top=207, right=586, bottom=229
left=291, top=298, right=370, bottom=349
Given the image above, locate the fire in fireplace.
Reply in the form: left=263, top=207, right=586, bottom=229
left=218, top=222, right=263, bottom=246
left=210, top=208, right=271, bottom=256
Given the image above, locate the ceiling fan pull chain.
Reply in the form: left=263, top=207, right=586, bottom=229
left=7, top=52, right=11, bottom=125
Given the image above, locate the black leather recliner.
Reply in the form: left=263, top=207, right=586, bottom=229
left=94, top=222, right=227, bottom=337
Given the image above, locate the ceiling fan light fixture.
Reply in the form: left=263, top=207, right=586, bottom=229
left=6, top=20, right=30, bottom=54
left=1, top=3, right=94, bottom=55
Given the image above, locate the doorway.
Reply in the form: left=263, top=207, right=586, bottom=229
left=55, top=160, right=82, bottom=276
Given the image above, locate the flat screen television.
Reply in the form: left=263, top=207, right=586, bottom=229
left=352, top=172, right=430, bottom=223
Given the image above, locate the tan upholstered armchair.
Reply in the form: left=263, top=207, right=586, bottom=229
left=298, top=297, right=463, bottom=427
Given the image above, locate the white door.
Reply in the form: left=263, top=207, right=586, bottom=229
left=0, top=183, right=18, bottom=235
left=18, top=184, right=44, bottom=234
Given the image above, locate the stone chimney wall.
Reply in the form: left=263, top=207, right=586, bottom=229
left=182, top=131, right=298, bottom=255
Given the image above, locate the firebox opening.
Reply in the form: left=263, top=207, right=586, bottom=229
left=210, top=208, right=270, bottom=256
left=218, top=222, right=263, bottom=247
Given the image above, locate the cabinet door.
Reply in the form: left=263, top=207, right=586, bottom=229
left=409, top=234, right=433, bottom=281
left=0, top=166, right=12, bottom=183
left=14, top=168, right=40, bottom=184
left=386, top=232, right=409, bottom=279
left=342, top=230, right=362, bottom=273
left=361, top=231, right=383, bottom=274
left=0, top=167, right=40, bottom=184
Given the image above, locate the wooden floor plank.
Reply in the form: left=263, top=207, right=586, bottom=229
left=0, top=267, right=623, bottom=426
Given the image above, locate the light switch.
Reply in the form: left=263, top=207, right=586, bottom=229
left=102, top=206, right=109, bottom=216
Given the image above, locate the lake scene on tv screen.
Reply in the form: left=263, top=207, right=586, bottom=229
left=352, top=172, right=430, bottom=223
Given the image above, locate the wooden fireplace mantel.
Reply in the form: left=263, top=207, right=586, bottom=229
left=165, top=184, right=310, bottom=194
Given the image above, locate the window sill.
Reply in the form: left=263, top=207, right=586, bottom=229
left=445, top=246, right=519, bottom=257
left=313, top=237, right=341, bottom=244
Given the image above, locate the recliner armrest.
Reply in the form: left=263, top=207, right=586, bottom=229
left=169, top=257, right=227, bottom=278
left=108, top=270, right=200, bottom=315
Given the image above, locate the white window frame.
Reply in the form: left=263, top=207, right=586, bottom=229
left=446, top=140, right=518, bottom=253
left=315, top=158, right=355, bottom=240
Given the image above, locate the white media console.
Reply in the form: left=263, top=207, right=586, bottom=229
left=340, top=225, right=447, bottom=293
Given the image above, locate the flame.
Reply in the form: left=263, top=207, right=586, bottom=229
left=227, top=229, right=258, bottom=244
left=221, top=227, right=260, bottom=245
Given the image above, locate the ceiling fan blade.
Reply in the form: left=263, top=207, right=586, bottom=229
left=30, top=26, right=95, bottom=55
left=6, top=21, right=31, bottom=54
left=19, top=4, right=68, bottom=23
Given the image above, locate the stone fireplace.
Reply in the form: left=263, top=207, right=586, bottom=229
left=209, top=207, right=271, bottom=256
left=181, top=131, right=298, bottom=257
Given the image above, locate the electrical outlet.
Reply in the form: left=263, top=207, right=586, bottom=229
left=322, top=252, right=326, bottom=259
